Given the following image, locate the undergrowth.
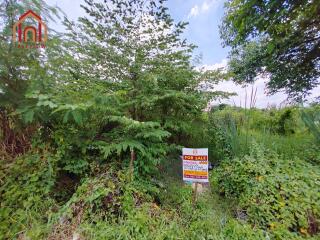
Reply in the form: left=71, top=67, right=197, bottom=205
left=214, top=144, right=320, bottom=239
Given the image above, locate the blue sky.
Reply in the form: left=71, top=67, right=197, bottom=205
left=46, top=0, right=319, bottom=108
left=47, top=0, right=228, bottom=66
left=166, top=0, right=229, bottom=65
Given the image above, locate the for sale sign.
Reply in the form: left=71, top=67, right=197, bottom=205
left=182, top=148, right=208, bottom=183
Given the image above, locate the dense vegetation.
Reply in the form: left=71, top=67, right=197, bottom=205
left=221, top=0, right=320, bottom=99
left=211, top=105, right=320, bottom=239
left=0, top=0, right=319, bottom=239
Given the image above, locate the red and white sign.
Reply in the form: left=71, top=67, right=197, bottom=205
left=182, top=148, right=208, bottom=183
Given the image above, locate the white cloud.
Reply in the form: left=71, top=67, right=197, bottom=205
left=199, top=58, right=228, bottom=71
left=201, top=59, right=320, bottom=108
left=212, top=77, right=288, bottom=109
left=188, top=0, right=222, bottom=18
left=201, top=1, right=211, bottom=12
left=189, top=5, right=200, bottom=18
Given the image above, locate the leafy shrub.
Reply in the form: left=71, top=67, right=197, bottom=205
left=77, top=186, right=253, bottom=240
left=79, top=203, right=187, bottom=240
left=221, top=219, right=266, bottom=240
left=276, top=107, right=303, bottom=135
left=48, top=173, right=231, bottom=240
left=0, top=149, right=59, bottom=239
left=214, top=144, right=320, bottom=238
left=53, top=170, right=147, bottom=224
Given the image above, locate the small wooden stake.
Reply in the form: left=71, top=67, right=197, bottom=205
left=192, top=182, right=199, bottom=207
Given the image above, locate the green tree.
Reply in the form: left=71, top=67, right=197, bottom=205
left=36, top=0, right=228, bottom=176
left=221, top=0, right=320, bottom=99
left=0, top=0, right=59, bottom=155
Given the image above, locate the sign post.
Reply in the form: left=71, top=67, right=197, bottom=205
left=192, top=182, right=198, bottom=207
left=182, top=148, right=209, bottom=206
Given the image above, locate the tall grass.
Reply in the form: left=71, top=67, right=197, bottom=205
left=301, top=110, right=320, bottom=144
left=209, top=103, right=320, bottom=163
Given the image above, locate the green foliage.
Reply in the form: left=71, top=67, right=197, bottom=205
left=0, top=149, right=58, bottom=239
left=221, top=0, right=320, bottom=97
left=212, top=106, right=306, bottom=135
left=53, top=170, right=143, bottom=223
left=215, top=144, right=320, bottom=238
left=221, top=219, right=266, bottom=240
left=277, top=109, right=296, bottom=135
left=66, top=178, right=251, bottom=240
left=1, top=0, right=320, bottom=239
left=0, top=0, right=60, bottom=109
left=208, top=106, right=320, bottom=161
left=208, top=110, right=241, bottom=161
left=9, top=0, right=215, bottom=178
left=301, top=109, right=320, bottom=144
left=0, top=0, right=61, bottom=155
left=244, top=130, right=319, bottom=163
